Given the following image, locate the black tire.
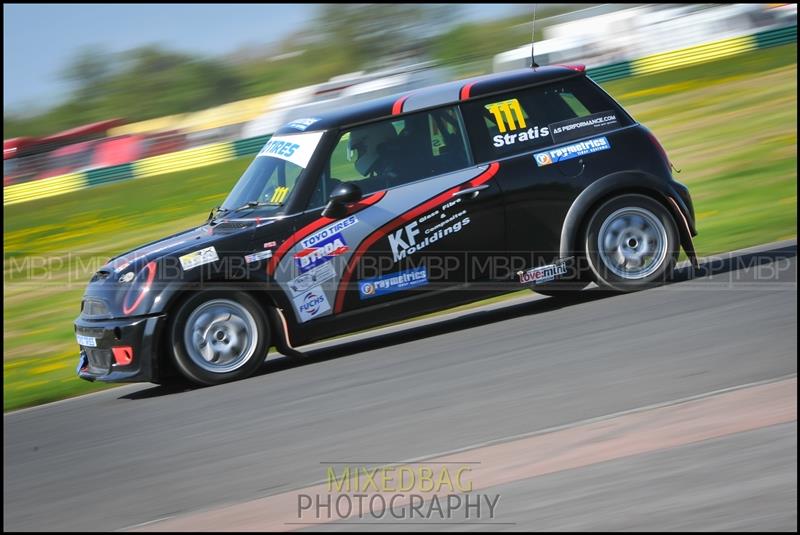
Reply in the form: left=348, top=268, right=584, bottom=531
left=169, top=290, right=270, bottom=386
left=584, top=194, right=679, bottom=292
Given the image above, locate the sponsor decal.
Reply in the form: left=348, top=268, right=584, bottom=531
left=518, top=260, right=569, bottom=285
left=533, top=136, right=610, bottom=167
left=270, top=186, right=290, bottom=204
left=264, top=241, right=277, bottom=248
left=486, top=97, right=550, bottom=148
left=388, top=201, right=470, bottom=262
left=485, top=98, right=526, bottom=133
left=179, top=246, right=219, bottom=271
left=76, top=334, right=97, bottom=347
left=300, top=215, right=358, bottom=249
left=256, top=131, right=324, bottom=168
left=119, top=271, right=135, bottom=283
left=294, top=233, right=348, bottom=272
left=359, top=267, right=428, bottom=300
left=113, top=260, right=131, bottom=273
left=492, top=126, right=550, bottom=148
left=288, top=262, right=336, bottom=297
left=333, top=161, right=500, bottom=314
left=244, top=249, right=273, bottom=264
left=286, top=117, right=320, bottom=131
left=293, top=286, right=331, bottom=322
left=550, top=111, right=619, bottom=143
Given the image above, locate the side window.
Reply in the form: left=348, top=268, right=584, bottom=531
left=461, top=78, right=630, bottom=163
left=307, top=107, right=471, bottom=209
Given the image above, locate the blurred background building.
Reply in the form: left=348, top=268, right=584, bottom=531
left=3, top=3, right=797, bottom=190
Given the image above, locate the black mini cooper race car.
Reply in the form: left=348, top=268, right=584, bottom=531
left=75, top=64, right=697, bottom=386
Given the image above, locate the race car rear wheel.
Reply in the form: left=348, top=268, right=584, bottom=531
left=584, top=194, right=679, bottom=291
left=169, top=291, right=270, bottom=386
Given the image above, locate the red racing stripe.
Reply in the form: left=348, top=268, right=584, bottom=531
left=122, top=261, right=157, bottom=315
left=267, top=190, right=386, bottom=275
left=459, top=82, right=477, bottom=100
left=391, top=95, right=410, bottom=115
left=333, top=162, right=500, bottom=313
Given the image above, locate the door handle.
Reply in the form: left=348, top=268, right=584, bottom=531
left=453, top=185, right=489, bottom=199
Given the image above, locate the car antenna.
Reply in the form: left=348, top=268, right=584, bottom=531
left=530, top=3, right=539, bottom=69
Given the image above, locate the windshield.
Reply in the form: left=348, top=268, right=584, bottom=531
left=220, top=130, right=325, bottom=213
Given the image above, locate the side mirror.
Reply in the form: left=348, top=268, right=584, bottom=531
left=322, top=182, right=362, bottom=219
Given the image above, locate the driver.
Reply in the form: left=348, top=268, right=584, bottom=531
left=347, top=121, right=404, bottom=184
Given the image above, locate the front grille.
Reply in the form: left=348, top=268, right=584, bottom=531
left=85, top=348, right=113, bottom=375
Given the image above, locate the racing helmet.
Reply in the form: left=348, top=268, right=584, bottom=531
left=347, top=121, right=398, bottom=177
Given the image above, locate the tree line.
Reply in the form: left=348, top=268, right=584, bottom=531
left=5, top=4, right=556, bottom=139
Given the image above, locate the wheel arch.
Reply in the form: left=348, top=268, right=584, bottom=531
left=147, top=280, right=290, bottom=380
left=560, top=171, right=698, bottom=266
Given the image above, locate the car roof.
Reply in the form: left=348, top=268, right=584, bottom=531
left=273, top=65, right=585, bottom=135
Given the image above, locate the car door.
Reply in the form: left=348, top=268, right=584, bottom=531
left=268, top=106, right=506, bottom=325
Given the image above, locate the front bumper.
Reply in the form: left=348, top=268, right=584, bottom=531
left=75, top=313, right=167, bottom=383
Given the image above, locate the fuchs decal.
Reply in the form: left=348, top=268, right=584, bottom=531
left=293, top=286, right=331, bottom=322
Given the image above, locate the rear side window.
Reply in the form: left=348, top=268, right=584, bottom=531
left=461, top=77, right=630, bottom=163
left=307, top=106, right=471, bottom=209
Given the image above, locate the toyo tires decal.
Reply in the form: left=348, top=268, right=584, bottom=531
left=267, top=191, right=385, bottom=276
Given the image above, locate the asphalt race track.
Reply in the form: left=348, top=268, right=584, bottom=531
left=4, top=240, right=797, bottom=531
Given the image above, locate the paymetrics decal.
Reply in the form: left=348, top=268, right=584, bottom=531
left=293, top=285, right=331, bottom=323
left=388, top=198, right=469, bottom=262
left=359, top=266, right=428, bottom=300
left=294, top=232, right=348, bottom=272
left=534, top=136, right=611, bottom=167
left=486, top=97, right=550, bottom=148
left=256, top=130, right=324, bottom=168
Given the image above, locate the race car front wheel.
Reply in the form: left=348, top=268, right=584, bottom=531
left=169, top=291, right=270, bottom=386
left=584, top=194, right=679, bottom=292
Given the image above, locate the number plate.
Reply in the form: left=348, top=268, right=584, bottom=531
left=76, top=334, right=97, bottom=347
